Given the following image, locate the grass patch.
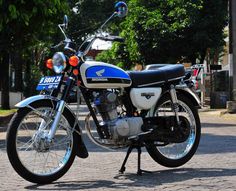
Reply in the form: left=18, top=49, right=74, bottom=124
left=0, top=109, right=17, bottom=116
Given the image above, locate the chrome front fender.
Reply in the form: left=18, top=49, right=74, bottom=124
left=15, top=94, right=75, bottom=120
left=15, top=95, right=59, bottom=108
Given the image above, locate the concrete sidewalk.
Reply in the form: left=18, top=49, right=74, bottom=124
left=199, top=107, right=236, bottom=121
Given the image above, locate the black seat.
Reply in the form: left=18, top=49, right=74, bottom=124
left=128, top=64, right=185, bottom=87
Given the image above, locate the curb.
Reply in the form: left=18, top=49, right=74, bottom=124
left=0, top=126, right=7, bottom=132
left=199, top=108, right=236, bottom=119
left=0, top=113, right=14, bottom=132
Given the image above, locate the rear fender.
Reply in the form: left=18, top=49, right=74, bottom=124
left=175, top=86, right=201, bottom=108
left=15, top=95, right=88, bottom=158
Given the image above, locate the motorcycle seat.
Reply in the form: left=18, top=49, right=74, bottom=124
left=128, top=64, right=185, bottom=87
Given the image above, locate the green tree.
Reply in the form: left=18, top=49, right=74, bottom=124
left=68, top=0, right=116, bottom=45
left=97, top=0, right=228, bottom=68
left=0, top=0, right=69, bottom=109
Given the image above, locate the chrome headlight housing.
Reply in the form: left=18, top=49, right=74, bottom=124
left=52, top=52, right=66, bottom=74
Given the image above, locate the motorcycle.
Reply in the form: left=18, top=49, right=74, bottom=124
left=6, top=2, right=201, bottom=184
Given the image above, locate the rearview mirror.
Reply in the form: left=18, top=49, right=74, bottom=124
left=63, top=15, right=68, bottom=29
left=115, top=1, right=128, bottom=18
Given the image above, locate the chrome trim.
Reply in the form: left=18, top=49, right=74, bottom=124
left=168, top=76, right=185, bottom=82
left=138, top=81, right=165, bottom=87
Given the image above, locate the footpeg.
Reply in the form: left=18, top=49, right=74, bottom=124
left=128, top=130, right=153, bottom=141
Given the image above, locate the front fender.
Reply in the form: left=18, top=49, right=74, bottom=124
left=15, top=95, right=58, bottom=108
left=15, top=95, right=88, bottom=159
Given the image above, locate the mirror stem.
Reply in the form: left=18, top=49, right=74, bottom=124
left=58, top=24, right=68, bottom=40
left=100, top=12, right=117, bottom=32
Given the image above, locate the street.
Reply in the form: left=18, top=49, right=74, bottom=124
left=0, top=109, right=236, bottom=191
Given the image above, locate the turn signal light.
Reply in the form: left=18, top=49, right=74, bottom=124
left=73, top=69, right=79, bottom=76
left=69, top=56, right=79, bottom=67
left=46, top=59, right=53, bottom=69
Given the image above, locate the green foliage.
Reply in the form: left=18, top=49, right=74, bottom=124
left=96, top=42, right=132, bottom=69
left=97, top=0, right=228, bottom=67
left=68, top=0, right=116, bottom=44
left=0, top=109, right=16, bottom=116
left=0, top=0, right=70, bottom=99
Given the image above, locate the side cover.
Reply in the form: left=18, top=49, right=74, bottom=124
left=130, top=88, right=162, bottom=110
left=80, top=61, right=132, bottom=88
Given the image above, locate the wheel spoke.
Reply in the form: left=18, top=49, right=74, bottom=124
left=155, top=99, right=197, bottom=160
left=13, top=106, right=74, bottom=176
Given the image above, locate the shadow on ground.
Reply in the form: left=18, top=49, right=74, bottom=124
left=25, top=167, right=236, bottom=190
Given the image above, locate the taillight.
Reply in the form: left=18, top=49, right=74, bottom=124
left=195, top=80, right=199, bottom=90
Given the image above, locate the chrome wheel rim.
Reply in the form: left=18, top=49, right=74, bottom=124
left=155, top=100, right=196, bottom=160
left=15, top=107, right=73, bottom=176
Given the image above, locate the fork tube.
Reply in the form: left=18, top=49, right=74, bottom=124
left=48, top=100, right=66, bottom=140
left=170, top=85, right=180, bottom=125
left=48, top=77, right=74, bottom=140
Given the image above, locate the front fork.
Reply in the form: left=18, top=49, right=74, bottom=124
left=169, top=85, right=180, bottom=126
left=47, top=77, right=75, bottom=141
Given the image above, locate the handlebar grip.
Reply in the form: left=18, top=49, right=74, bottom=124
left=113, top=36, right=125, bottom=43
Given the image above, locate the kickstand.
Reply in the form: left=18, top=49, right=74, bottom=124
left=119, top=145, right=133, bottom=174
left=119, top=143, right=152, bottom=176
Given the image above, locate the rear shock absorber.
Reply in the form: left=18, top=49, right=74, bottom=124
left=169, top=85, right=180, bottom=126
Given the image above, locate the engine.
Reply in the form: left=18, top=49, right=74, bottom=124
left=93, top=90, right=143, bottom=142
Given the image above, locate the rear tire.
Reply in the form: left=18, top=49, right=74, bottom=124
left=7, top=100, right=79, bottom=184
left=145, top=94, right=201, bottom=167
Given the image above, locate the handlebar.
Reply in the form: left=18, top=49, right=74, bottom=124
left=98, top=35, right=124, bottom=43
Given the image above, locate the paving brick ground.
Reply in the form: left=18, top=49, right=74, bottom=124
left=0, top=108, right=236, bottom=191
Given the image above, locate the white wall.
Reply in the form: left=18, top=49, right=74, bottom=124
left=0, top=92, right=23, bottom=108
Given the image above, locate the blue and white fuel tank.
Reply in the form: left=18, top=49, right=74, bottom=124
left=80, top=61, right=132, bottom=88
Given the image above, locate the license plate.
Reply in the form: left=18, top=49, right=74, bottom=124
left=36, top=75, right=62, bottom=91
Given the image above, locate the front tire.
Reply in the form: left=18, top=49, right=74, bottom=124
left=146, top=94, right=201, bottom=167
left=7, top=100, right=78, bottom=184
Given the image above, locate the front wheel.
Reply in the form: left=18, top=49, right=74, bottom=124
left=145, top=94, right=201, bottom=167
left=7, top=100, right=78, bottom=184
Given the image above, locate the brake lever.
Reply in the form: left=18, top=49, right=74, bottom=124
left=51, top=41, right=64, bottom=49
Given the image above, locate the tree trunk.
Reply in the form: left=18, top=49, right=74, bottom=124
left=1, top=50, right=10, bottom=109
left=24, top=58, right=31, bottom=97
left=0, top=56, right=2, bottom=90
left=200, top=49, right=207, bottom=64
left=189, top=55, right=197, bottom=65
left=13, top=51, right=23, bottom=92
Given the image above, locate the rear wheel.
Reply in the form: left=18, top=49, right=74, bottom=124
left=7, top=100, right=78, bottom=184
left=145, top=94, right=201, bottom=167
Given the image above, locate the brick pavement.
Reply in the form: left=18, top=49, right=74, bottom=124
left=0, top=110, right=236, bottom=190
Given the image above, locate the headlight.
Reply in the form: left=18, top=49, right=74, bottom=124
left=52, top=52, right=66, bottom=74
